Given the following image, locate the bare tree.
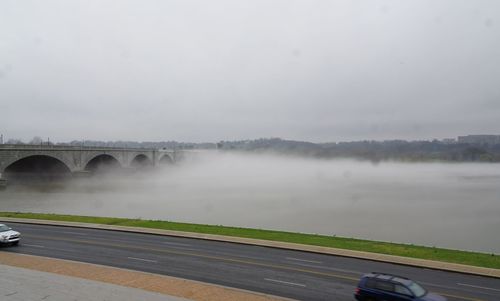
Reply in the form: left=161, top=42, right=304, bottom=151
left=29, top=136, right=43, bottom=145
left=6, top=139, right=24, bottom=144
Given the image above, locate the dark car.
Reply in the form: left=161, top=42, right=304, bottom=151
left=354, top=272, right=446, bottom=301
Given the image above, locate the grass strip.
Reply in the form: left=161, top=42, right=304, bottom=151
left=0, top=211, right=498, bottom=269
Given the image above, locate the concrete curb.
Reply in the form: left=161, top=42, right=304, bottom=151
left=1, top=217, right=499, bottom=279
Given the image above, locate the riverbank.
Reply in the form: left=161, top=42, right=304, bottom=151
left=0, top=212, right=498, bottom=270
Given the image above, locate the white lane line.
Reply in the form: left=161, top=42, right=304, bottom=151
left=162, top=241, right=191, bottom=247
left=45, top=247, right=76, bottom=253
left=290, top=262, right=362, bottom=275
left=457, top=283, right=500, bottom=292
left=188, top=248, right=267, bottom=261
left=285, top=257, right=322, bottom=264
left=23, top=243, right=74, bottom=253
left=23, top=244, right=45, bottom=248
left=62, top=231, right=88, bottom=236
left=127, top=257, right=158, bottom=263
left=264, top=278, right=306, bottom=287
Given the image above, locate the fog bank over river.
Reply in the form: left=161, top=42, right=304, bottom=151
left=1, top=151, right=499, bottom=253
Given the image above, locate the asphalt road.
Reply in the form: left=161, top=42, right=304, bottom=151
left=1, top=223, right=499, bottom=301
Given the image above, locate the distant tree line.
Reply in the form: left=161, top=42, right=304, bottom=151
left=216, top=138, right=500, bottom=162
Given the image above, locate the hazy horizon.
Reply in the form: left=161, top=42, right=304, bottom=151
left=3, top=134, right=498, bottom=146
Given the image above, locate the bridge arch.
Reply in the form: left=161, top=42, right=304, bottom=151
left=130, top=154, right=152, bottom=169
left=84, top=154, right=121, bottom=173
left=159, top=154, right=173, bottom=165
left=3, top=155, right=72, bottom=182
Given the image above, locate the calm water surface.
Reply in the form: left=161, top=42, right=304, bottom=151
left=1, top=152, right=499, bottom=253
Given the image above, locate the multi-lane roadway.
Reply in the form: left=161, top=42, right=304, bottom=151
left=1, top=223, right=499, bottom=301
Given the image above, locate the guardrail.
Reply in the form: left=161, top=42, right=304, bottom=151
left=0, top=144, right=170, bottom=152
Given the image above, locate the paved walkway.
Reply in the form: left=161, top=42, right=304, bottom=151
left=0, top=264, right=188, bottom=301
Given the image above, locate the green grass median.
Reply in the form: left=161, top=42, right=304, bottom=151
left=0, top=211, right=498, bottom=269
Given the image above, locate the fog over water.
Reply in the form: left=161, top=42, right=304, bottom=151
left=1, top=151, right=499, bottom=253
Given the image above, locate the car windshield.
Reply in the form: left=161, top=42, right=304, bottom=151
left=408, top=282, right=427, bottom=297
left=0, top=225, right=12, bottom=232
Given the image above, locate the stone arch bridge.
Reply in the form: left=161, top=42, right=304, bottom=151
left=0, top=144, right=176, bottom=183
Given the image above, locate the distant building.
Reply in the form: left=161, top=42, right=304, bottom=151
left=457, top=135, right=500, bottom=145
left=441, top=138, right=456, bottom=144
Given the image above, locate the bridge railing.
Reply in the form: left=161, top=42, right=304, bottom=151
left=0, top=144, right=165, bottom=152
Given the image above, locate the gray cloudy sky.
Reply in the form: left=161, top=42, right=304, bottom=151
left=1, top=0, right=499, bottom=143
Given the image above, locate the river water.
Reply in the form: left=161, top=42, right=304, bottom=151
left=1, top=151, right=499, bottom=253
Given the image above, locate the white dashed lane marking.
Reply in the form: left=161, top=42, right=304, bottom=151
left=457, top=283, right=500, bottom=292
left=127, top=257, right=158, bottom=263
left=22, top=244, right=45, bottom=248
left=286, top=257, right=322, bottom=264
left=264, top=278, right=306, bottom=287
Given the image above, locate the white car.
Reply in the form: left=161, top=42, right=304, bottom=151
left=0, top=224, right=20, bottom=246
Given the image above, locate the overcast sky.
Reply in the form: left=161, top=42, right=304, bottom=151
left=1, top=0, right=499, bottom=143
